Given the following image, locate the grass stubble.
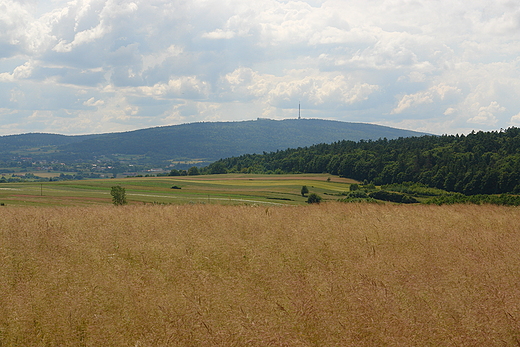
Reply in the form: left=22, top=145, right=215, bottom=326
left=0, top=203, right=519, bottom=346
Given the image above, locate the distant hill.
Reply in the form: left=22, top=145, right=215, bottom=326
left=0, top=133, right=98, bottom=150
left=0, top=119, right=428, bottom=164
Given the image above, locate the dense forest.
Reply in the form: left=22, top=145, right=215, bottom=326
left=206, top=127, right=520, bottom=195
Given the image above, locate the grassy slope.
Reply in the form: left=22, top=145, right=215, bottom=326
left=1, top=203, right=519, bottom=346
left=0, top=174, right=357, bottom=207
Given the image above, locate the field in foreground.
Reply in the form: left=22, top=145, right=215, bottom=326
left=1, top=203, right=520, bottom=346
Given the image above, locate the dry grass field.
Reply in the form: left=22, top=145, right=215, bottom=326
left=1, top=203, right=520, bottom=346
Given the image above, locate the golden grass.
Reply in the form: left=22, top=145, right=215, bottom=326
left=1, top=203, right=520, bottom=346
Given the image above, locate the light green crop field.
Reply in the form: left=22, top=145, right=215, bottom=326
left=0, top=174, right=358, bottom=207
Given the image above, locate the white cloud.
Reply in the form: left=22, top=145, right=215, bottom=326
left=391, top=91, right=433, bottom=115
left=444, top=107, right=456, bottom=116
left=9, top=88, right=25, bottom=103
left=391, top=83, right=461, bottom=114
left=137, top=76, right=210, bottom=99
left=0, top=61, right=34, bottom=81
left=83, top=97, right=104, bottom=107
left=201, top=29, right=236, bottom=39
left=141, top=45, right=183, bottom=72
left=468, top=101, right=506, bottom=126
left=510, top=112, right=520, bottom=126
left=52, top=0, right=139, bottom=53
left=222, top=68, right=379, bottom=108
left=53, top=23, right=109, bottom=52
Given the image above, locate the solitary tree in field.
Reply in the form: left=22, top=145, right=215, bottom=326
left=111, top=186, right=127, bottom=205
left=301, top=185, right=309, bottom=197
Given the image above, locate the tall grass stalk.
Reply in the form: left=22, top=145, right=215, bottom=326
left=1, top=203, right=519, bottom=346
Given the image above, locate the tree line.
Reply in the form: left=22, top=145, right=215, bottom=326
left=205, top=127, right=520, bottom=195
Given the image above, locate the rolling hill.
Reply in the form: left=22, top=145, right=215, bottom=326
left=0, top=118, right=428, bottom=164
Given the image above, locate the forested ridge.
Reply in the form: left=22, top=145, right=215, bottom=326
left=58, top=119, right=426, bottom=160
left=0, top=119, right=426, bottom=164
left=207, top=127, right=520, bottom=195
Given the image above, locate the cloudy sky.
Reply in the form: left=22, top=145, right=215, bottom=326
left=1, top=0, right=520, bottom=136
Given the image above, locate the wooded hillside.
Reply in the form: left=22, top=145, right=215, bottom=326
left=0, top=119, right=427, bottom=164
left=59, top=119, right=427, bottom=159
left=207, top=128, right=520, bottom=195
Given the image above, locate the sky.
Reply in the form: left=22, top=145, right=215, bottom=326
left=1, top=0, right=520, bottom=136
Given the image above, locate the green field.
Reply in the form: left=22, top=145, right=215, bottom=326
left=0, top=174, right=359, bottom=206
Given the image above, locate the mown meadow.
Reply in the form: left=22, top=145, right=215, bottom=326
left=1, top=202, right=520, bottom=346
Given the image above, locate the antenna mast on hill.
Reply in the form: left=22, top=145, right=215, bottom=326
left=298, top=102, right=301, bottom=119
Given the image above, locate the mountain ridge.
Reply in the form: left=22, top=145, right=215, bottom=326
left=0, top=118, right=430, bottom=164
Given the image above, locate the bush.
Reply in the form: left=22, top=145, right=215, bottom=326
left=369, top=190, right=418, bottom=204
left=338, top=190, right=377, bottom=203
left=426, top=193, right=520, bottom=206
left=382, top=182, right=447, bottom=197
left=110, top=186, right=127, bottom=205
left=338, top=197, right=378, bottom=203
left=345, top=190, right=368, bottom=199
left=307, top=193, right=322, bottom=204
left=362, top=183, right=377, bottom=191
